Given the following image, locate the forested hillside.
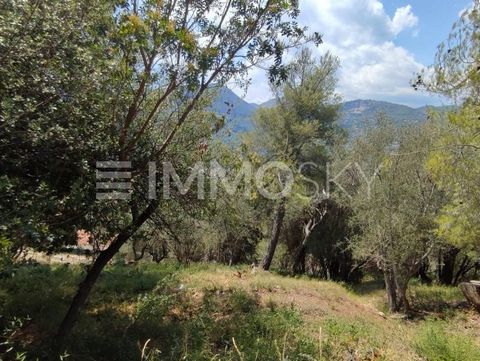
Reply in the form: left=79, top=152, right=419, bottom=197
left=211, top=89, right=453, bottom=132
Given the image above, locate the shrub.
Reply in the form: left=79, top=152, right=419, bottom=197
left=135, top=274, right=180, bottom=322
left=134, top=288, right=319, bottom=361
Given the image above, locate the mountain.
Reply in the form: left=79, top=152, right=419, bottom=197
left=211, top=88, right=451, bottom=133
left=259, top=99, right=277, bottom=108
left=339, top=99, right=449, bottom=129
left=210, top=88, right=259, bottom=132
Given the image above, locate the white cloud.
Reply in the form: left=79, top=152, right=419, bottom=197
left=335, top=42, right=422, bottom=98
left=234, top=0, right=439, bottom=107
left=298, top=0, right=424, bottom=105
left=391, top=5, right=419, bottom=35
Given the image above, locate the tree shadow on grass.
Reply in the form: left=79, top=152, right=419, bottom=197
left=347, top=277, right=470, bottom=319
left=0, top=262, right=179, bottom=360
left=408, top=286, right=470, bottom=318
left=348, top=278, right=385, bottom=296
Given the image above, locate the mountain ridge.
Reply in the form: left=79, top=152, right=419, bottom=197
left=210, top=88, right=451, bottom=133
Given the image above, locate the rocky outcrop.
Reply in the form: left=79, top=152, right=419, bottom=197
left=459, top=281, right=480, bottom=311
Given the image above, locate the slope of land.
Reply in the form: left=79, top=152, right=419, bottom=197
left=1, top=260, right=479, bottom=360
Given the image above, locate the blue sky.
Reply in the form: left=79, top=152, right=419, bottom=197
left=384, top=0, right=471, bottom=64
left=233, top=0, right=473, bottom=107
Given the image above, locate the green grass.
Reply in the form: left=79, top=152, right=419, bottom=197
left=409, top=281, right=465, bottom=312
left=0, top=263, right=319, bottom=360
left=414, top=319, right=480, bottom=361
left=0, top=262, right=477, bottom=361
left=320, top=317, right=385, bottom=360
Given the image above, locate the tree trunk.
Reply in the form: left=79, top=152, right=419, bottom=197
left=292, top=217, right=319, bottom=274
left=438, top=247, right=459, bottom=285
left=384, top=269, right=398, bottom=312
left=459, top=281, right=480, bottom=312
left=395, top=275, right=410, bottom=313
left=453, top=256, right=470, bottom=285
left=293, top=246, right=306, bottom=274
left=132, top=239, right=148, bottom=261
left=55, top=200, right=159, bottom=343
left=418, top=260, right=432, bottom=284
left=261, top=199, right=286, bottom=271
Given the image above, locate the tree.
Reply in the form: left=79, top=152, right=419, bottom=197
left=1, top=0, right=321, bottom=342
left=426, top=105, right=480, bottom=253
left=412, top=1, right=479, bottom=102
left=206, top=142, right=263, bottom=265
left=130, top=140, right=263, bottom=266
left=282, top=198, right=359, bottom=281
left=333, top=117, right=443, bottom=312
left=0, top=0, right=121, bottom=251
left=244, top=48, right=341, bottom=270
left=414, top=2, right=480, bottom=255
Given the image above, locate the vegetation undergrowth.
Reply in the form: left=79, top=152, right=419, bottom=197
left=0, top=262, right=478, bottom=361
left=414, top=319, right=480, bottom=361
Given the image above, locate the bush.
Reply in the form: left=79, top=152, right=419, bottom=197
left=414, top=320, right=480, bottom=361
left=135, top=275, right=180, bottom=322
left=198, top=289, right=318, bottom=361
left=134, top=288, right=319, bottom=361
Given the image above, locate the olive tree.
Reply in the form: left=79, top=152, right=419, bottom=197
left=333, top=117, right=443, bottom=312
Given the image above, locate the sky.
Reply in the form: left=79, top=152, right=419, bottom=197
left=231, top=0, right=473, bottom=108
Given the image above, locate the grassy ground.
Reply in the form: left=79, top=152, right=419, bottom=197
left=0, top=261, right=479, bottom=360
